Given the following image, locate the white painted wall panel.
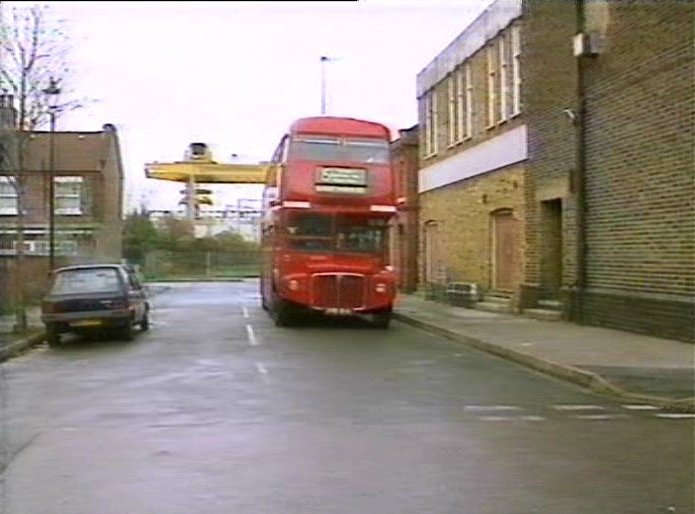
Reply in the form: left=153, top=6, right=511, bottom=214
left=419, top=125, right=527, bottom=193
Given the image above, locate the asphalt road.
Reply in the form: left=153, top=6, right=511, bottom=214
left=1, top=280, right=693, bottom=514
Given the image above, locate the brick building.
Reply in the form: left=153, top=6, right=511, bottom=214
left=417, top=0, right=694, bottom=342
left=416, top=0, right=526, bottom=306
left=390, top=125, right=419, bottom=293
left=0, top=119, right=125, bottom=303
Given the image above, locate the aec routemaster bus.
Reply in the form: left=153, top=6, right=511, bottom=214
left=260, top=116, right=398, bottom=328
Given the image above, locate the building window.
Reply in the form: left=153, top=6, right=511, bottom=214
left=423, top=89, right=438, bottom=158
left=0, top=176, right=18, bottom=215
left=511, top=24, right=522, bottom=116
left=456, top=67, right=465, bottom=141
left=447, top=74, right=457, bottom=145
left=464, top=63, right=473, bottom=139
left=486, top=42, right=497, bottom=128
left=498, top=32, right=510, bottom=122
left=54, top=176, right=83, bottom=216
left=447, top=69, right=467, bottom=146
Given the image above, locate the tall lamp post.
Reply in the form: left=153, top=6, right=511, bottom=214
left=320, top=56, right=330, bottom=115
left=43, top=77, right=61, bottom=271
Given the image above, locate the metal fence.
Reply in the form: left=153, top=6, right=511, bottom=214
left=142, top=249, right=261, bottom=280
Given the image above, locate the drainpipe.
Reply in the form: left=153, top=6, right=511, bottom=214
left=573, top=0, right=588, bottom=323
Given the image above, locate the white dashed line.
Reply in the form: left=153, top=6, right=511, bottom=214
left=622, top=404, right=660, bottom=411
left=552, top=404, right=606, bottom=411
left=571, top=414, right=630, bottom=420
left=478, top=415, right=545, bottom=422
left=463, top=405, right=523, bottom=412
left=255, top=362, right=268, bottom=375
left=654, top=413, right=695, bottom=419
left=242, top=307, right=250, bottom=319
left=245, top=324, right=258, bottom=346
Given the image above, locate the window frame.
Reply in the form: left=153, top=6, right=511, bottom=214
left=0, top=176, right=18, bottom=215
left=54, top=176, right=84, bottom=216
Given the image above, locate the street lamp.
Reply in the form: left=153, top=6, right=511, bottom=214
left=43, top=77, right=61, bottom=271
left=320, top=56, right=331, bottom=115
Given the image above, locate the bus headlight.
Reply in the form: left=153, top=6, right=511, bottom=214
left=375, top=283, right=388, bottom=294
left=288, top=279, right=300, bottom=291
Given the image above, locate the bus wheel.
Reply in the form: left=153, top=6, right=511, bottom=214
left=272, top=299, right=294, bottom=327
left=372, top=310, right=391, bottom=329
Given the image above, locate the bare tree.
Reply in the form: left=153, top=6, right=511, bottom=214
left=0, top=3, right=83, bottom=331
left=0, top=3, right=81, bottom=129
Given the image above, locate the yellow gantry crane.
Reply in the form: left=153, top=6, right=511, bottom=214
left=144, top=143, right=268, bottom=220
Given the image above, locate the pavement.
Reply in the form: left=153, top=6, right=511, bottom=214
left=393, top=294, right=695, bottom=413
left=1, top=287, right=693, bottom=413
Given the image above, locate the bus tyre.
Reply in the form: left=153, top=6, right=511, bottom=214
left=372, top=310, right=391, bottom=329
left=272, top=300, right=294, bottom=327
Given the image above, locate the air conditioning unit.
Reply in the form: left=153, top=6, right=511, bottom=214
left=573, top=32, right=604, bottom=57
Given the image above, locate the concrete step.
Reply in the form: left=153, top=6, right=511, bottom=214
left=482, top=295, right=512, bottom=304
left=475, top=300, right=513, bottom=314
left=538, top=299, right=562, bottom=310
left=524, top=308, right=562, bottom=321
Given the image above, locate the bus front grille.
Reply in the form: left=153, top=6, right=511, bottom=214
left=311, top=274, right=366, bottom=309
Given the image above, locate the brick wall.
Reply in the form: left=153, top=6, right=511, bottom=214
left=521, top=1, right=579, bottom=307
left=417, top=12, right=526, bottom=303
left=581, top=1, right=694, bottom=342
left=391, top=126, right=419, bottom=293
left=419, top=164, right=525, bottom=300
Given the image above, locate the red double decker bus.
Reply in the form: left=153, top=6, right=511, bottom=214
left=260, top=116, right=398, bottom=328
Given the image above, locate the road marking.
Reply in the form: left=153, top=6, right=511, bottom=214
left=463, top=405, right=523, bottom=412
left=655, top=413, right=695, bottom=419
left=478, top=415, right=544, bottom=422
left=255, top=362, right=268, bottom=374
left=622, top=404, right=660, bottom=411
left=571, top=414, right=630, bottom=420
left=242, top=307, right=250, bottom=319
left=245, top=324, right=258, bottom=346
left=552, top=404, right=606, bottom=411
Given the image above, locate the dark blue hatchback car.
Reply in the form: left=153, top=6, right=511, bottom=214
left=41, top=263, right=150, bottom=345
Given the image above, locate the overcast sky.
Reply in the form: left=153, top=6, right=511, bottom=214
left=26, top=0, right=492, bottom=211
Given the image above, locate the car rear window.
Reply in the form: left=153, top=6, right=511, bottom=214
left=51, top=268, right=123, bottom=294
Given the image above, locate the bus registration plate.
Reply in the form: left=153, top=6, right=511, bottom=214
left=325, top=308, right=353, bottom=316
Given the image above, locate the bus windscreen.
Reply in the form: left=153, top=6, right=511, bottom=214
left=284, top=212, right=388, bottom=253
left=291, top=136, right=389, bottom=164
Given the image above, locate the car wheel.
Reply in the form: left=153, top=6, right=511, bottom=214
left=120, top=322, right=135, bottom=341
left=140, top=312, right=150, bottom=331
left=45, top=324, right=60, bottom=346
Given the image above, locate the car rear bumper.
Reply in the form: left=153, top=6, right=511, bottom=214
left=42, top=309, right=132, bottom=328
